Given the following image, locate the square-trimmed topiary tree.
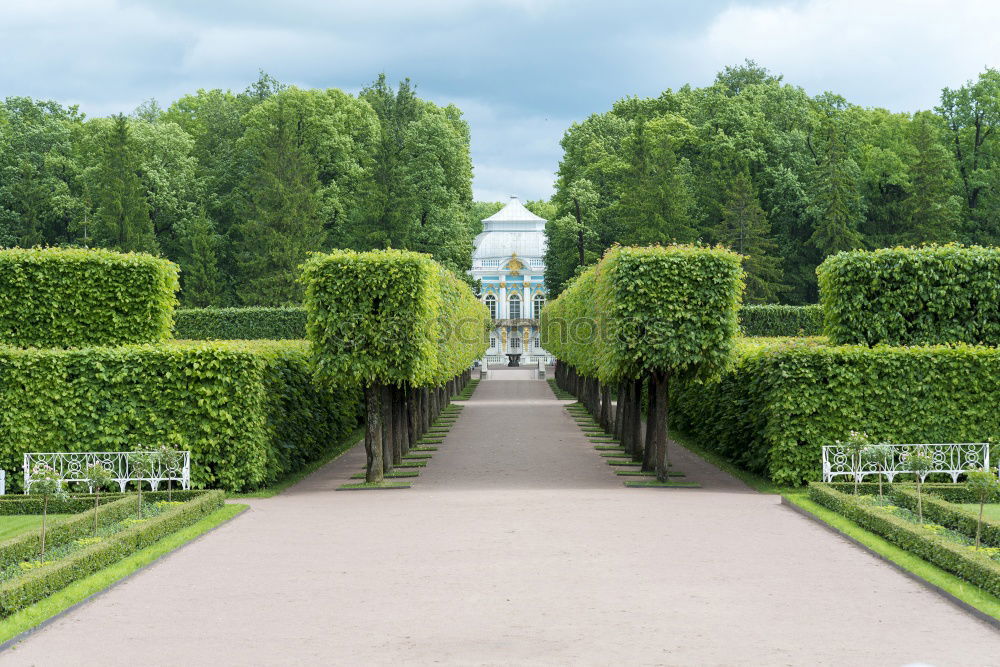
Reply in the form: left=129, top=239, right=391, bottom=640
left=542, top=244, right=744, bottom=482
left=302, top=249, right=488, bottom=484
left=0, top=247, right=179, bottom=348
left=818, top=244, right=1000, bottom=346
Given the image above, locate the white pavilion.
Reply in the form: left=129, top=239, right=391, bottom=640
left=469, top=197, right=552, bottom=366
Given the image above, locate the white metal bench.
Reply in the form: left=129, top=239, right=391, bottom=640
left=1, top=469, right=5, bottom=496
left=23, top=451, right=190, bottom=494
left=821, top=443, right=990, bottom=483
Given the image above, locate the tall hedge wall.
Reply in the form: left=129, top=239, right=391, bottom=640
left=671, top=337, right=1000, bottom=486
left=818, top=245, right=1000, bottom=345
left=739, top=304, right=822, bottom=337
left=0, top=340, right=360, bottom=492
left=174, top=307, right=306, bottom=340
left=0, top=247, right=178, bottom=348
left=302, top=249, right=488, bottom=388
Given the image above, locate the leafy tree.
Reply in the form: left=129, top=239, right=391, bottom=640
left=0, top=97, right=85, bottom=246
left=937, top=69, right=1000, bottom=222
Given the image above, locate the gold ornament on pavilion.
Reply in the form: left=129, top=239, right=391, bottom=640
left=506, top=253, right=524, bottom=276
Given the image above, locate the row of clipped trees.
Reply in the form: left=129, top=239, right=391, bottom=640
left=302, top=249, right=489, bottom=483
left=540, top=245, right=745, bottom=481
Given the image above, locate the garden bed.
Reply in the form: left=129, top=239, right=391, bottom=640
left=0, top=490, right=225, bottom=618
left=808, top=483, right=1000, bottom=597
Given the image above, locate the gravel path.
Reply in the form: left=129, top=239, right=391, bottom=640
left=3, top=375, right=999, bottom=665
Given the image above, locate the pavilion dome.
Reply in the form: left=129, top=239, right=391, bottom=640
left=472, top=197, right=547, bottom=262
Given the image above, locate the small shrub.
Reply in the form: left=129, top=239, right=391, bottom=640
left=902, top=447, right=934, bottom=523
left=82, top=463, right=115, bottom=535
left=27, top=464, right=66, bottom=557
left=966, top=467, right=1000, bottom=550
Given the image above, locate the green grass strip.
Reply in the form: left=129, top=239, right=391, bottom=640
left=783, top=492, right=1000, bottom=621
left=411, top=446, right=438, bottom=452
left=595, top=446, right=625, bottom=451
left=0, top=504, right=247, bottom=645
left=234, top=427, right=363, bottom=498
left=337, top=482, right=411, bottom=490
left=608, top=461, right=642, bottom=467
left=350, top=471, right=419, bottom=479
left=404, top=453, right=433, bottom=460
left=396, top=461, right=427, bottom=468
left=624, top=481, right=701, bottom=488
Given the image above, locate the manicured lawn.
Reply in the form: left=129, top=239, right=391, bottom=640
left=957, top=503, right=1000, bottom=522
left=0, top=515, right=70, bottom=541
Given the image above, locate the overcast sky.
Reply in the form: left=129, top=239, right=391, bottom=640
left=2, top=0, right=999, bottom=201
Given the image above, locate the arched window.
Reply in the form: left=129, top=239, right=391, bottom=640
left=533, top=294, right=546, bottom=319
left=484, top=294, right=497, bottom=319
left=508, top=293, right=521, bottom=319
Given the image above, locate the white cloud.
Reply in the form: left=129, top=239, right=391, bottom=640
left=692, top=0, right=1000, bottom=111
left=473, top=165, right=555, bottom=202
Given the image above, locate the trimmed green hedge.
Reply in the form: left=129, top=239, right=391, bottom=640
left=174, top=307, right=306, bottom=340
left=739, top=304, right=821, bottom=337
left=0, top=491, right=224, bottom=617
left=302, top=249, right=488, bottom=388
left=0, top=341, right=360, bottom=492
left=891, top=486, right=1000, bottom=548
left=808, top=483, right=1000, bottom=596
left=0, top=496, right=143, bottom=569
left=672, top=338, right=1000, bottom=486
left=0, top=490, right=203, bottom=515
left=0, top=247, right=178, bottom=348
left=818, top=245, right=1000, bottom=345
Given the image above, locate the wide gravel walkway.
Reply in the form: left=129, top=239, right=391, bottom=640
left=3, top=374, right=999, bottom=665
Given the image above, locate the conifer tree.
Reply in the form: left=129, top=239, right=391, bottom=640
left=88, top=114, right=157, bottom=253
left=904, top=111, right=960, bottom=244
left=808, top=120, right=864, bottom=255
left=715, top=171, right=785, bottom=303
left=176, top=215, right=222, bottom=306
left=232, top=100, right=323, bottom=305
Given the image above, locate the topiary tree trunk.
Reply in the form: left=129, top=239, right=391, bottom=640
left=652, top=371, right=670, bottom=483
left=406, top=386, right=417, bottom=451
left=614, top=381, right=626, bottom=441
left=627, top=378, right=642, bottom=458
left=364, top=384, right=384, bottom=483
left=382, top=384, right=394, bottom=472
left=600, top=384, right=612, bottom=432
left=642, top=374, right=657, bottom=469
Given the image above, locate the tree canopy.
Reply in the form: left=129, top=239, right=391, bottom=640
left=0, top=73, right=474, bottom=306
left=546, top=60, right=999, bottom=304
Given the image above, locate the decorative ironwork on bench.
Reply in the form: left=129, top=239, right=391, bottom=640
left=23, top=451, right=191, bottom=494
left=821, top=443, right=990, bottom=483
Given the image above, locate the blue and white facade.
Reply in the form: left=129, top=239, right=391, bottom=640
left=470, top=197, right=552, bottom=365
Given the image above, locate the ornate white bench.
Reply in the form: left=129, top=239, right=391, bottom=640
left=23, top=451, right=190, bottom=494
left=1, top=469, right=5, bottom=496
left=821, top=443, right=990, bottom=483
